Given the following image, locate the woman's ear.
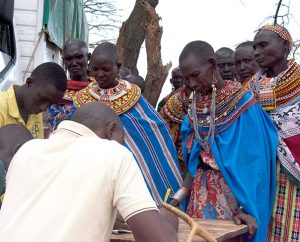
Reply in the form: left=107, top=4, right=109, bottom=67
left=117, top=62, right=122, bottom=73
left=283, top=40, right=290, bottom=57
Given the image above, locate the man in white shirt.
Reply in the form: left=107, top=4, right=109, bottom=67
left=0, top=102, right=177, bottom=242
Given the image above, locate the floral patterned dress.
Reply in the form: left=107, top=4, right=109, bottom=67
left=187, top=151, right=239, bottom=220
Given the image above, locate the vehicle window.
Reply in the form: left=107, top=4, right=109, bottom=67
left=0, top=24, right=12, bottom=72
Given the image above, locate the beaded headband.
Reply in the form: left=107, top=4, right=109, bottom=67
left=258, top=24, right=293, bottom=52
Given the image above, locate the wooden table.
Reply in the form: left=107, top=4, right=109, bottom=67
left=110, top=219, right=248, bottom=241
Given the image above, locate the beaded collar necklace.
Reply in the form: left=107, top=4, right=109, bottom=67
left=189, top=81, right=243, bottom=126
left=189, top=80, right=252, bottom=137
left=189, top=80, right=254, bottom=155
left=163, top=87, right=189, bottom=123
left=89, top=79, right=130, bottom=102
left=88, top=79, right=141, bottom=115
left=255, top=59, right=300, bottom=110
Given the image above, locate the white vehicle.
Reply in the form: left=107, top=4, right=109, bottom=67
left=0, top=0, right=21, bottom=90
left=0, top=0, right=88, bottom=91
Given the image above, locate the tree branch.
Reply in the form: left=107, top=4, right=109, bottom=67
left=274, top=0, right=283, bottom=25
left=83, top=0, right=121, bottom=48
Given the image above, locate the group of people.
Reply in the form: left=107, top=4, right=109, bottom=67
left=0, top=23, right=298, bottom=242
left=159, top=24, right=299, bottom=242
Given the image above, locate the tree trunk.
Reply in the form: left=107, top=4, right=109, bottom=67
left=116, top=0, right=158, bottom=75
left=141, top=0, right=171, bottom=107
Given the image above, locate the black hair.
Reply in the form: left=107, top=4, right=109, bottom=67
left=30, top=62, right=67, bottom=92
left=179, top=40, right=215, bottom=62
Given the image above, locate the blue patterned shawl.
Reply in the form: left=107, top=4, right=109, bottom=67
left=181, top=92, right=278, bottom=241
left=119, top=96, right=184, bottom=209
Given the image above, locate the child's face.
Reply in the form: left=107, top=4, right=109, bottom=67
left=90, top=54, right=119, bottom=89
left=179, top=54, right=213, bottom=95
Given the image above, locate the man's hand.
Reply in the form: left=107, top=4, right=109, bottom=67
left=233, top=210, right=257, bottom=239
left=169, top=199, right=179, bottom=207
left=159, top=207, right=179, bottom=232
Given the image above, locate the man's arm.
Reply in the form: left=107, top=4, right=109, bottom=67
left=170, top=172, right=193, bottom=207
left=113, top=150, right=178, bottom=242
left=127, top=210, right=178, bottom=242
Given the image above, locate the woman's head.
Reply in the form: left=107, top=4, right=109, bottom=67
left=253, top=25, right=292, bottom=71
left=90, top=42, right=121, bottom=89
left=179, top=40, right=218, bottom=95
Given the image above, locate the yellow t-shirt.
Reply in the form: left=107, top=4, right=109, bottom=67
left=0, top=85, right=44, bottom=139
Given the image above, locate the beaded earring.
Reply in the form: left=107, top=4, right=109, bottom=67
left=211, top=70, right=217, bottom=93
left=211, top=71, right=217, bottom=123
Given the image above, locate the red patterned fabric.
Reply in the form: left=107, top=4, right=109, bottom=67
left=187, top=151, right=239, bottom=220
left=284, top=135, right=300, bottom=164
left=59, top=80, right=91, bottom=105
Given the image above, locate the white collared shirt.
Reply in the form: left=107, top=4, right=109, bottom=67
left=0, top=120, right=157, bottom=242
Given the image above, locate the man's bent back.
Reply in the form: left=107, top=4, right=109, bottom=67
left=0, top=121, right=158, bottom=242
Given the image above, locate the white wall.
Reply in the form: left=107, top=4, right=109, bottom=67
left=14, top=0, right=62, bottom=80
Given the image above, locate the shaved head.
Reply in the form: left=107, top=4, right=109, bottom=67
left=71, top=102, right=124, bottom=144
left=0, top=124, right=33, bottom=170
left=72, top=102, right=122, bottom=129
left=215, top=47, right=234, bottom=59
left=179, top=40, right=215, bottom=63
left=92, top=42, right=119, bottom=64
left=236, top=41, right=254, bottom=50
left=171, top=67, right=180, bottom=75
left=215, top=47, right=236, bottom=81
left=63, top=38, right=88, bottom=54
left=124, top=75, right=145, bottom=92
left=119, top=67, right=132, bottom=79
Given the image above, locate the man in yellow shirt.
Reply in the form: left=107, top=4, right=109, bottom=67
left=0, top=62, right=67, bottom=138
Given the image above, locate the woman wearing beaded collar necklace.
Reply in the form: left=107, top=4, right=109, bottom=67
left=72, top=42, right=185, bottom=214
left=170, top=40, right=278, bottom=241
left=253, top=24, right=300, bottom=242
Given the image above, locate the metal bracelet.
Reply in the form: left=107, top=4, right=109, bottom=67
left=172, top=187, right=189, bottom=203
